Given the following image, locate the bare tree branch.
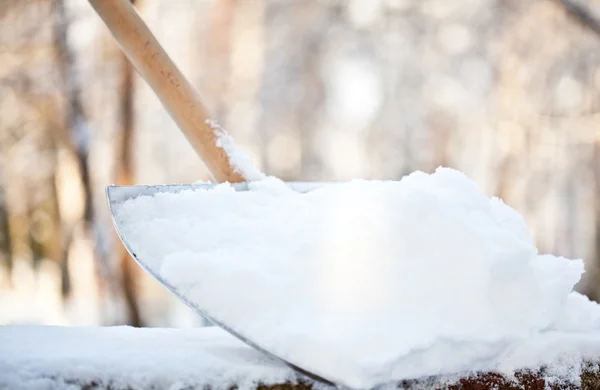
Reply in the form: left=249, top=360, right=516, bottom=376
left=553, top=0, right=600, bottom=37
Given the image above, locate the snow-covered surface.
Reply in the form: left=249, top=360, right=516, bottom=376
left=112, top=167, right=600, bottom=389
left=205, top=119, right=266, bottom=182
left=3, top=324, right=600, bottom=390
left=0, top=325, right=297, bottom=390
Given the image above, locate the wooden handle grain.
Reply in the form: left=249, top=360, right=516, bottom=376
left=89, top=0, right=245, bottom=183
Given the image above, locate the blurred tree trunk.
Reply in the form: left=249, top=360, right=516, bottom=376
left=52, top=177, right=71, bottom=298
left=26, top=204, right=44, bottom=269
left=53, top=0, right=93, bottom=226
left=114, top=0, right=142, bottom=327
left=52, top=0, right=114, bottom=311
left=595, top=140, right=600, bottom=299
left=0, top=185, right=12, bottom=284
left=44, top=106, right=71, bottom=298
left=260, top=1, right=329, bottom=179
left=207, top=0, right=235, bottom=119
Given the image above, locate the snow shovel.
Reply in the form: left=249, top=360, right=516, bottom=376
left=89, top=0, right=338, bottom=387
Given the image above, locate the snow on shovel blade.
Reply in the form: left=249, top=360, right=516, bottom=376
left=105, top=183, right=340, bottom=389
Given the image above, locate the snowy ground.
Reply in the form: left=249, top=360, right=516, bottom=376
left=3, top=324, right=600, bottom=389
left=0, top=325, right=298, bottom=390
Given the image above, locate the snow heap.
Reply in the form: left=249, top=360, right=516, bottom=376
left=113, top=167, right=600, bottom=389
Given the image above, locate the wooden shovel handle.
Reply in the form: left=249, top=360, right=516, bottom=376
left=89, top=0, right=245, bottom=183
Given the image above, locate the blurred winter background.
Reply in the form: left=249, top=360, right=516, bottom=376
left=0, top=0, right=598, bottom=328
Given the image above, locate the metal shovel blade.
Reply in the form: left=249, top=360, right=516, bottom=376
left=105, top=183, right=341, bottom=389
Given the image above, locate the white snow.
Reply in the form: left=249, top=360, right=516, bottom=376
left=205, top=119, right=266, bottom=182
left=0, top=325, right=297, bottom=390
left=112, top=167, right=600, bottom=389
left=3, top=325, right=600, bottom=390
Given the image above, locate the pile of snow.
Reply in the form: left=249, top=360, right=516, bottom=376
left=113, top=167, right=600, bottom=389
left=0, top=326, right=296, bottom=390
